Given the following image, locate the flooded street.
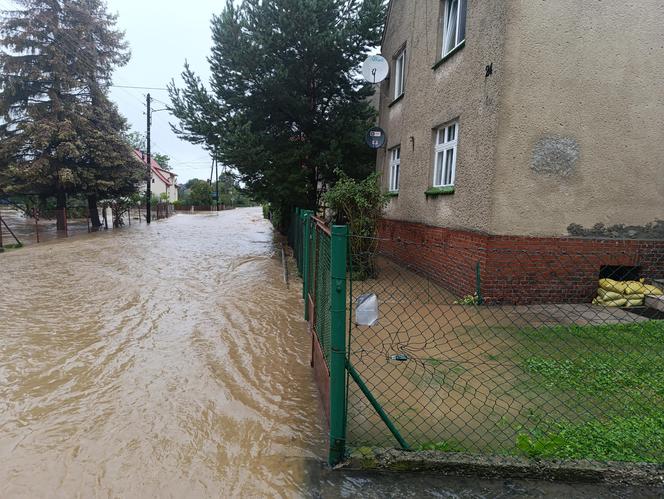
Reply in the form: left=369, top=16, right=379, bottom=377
left=0, top=207, right=658, bottom=498
left=0, top=208, right=325, bottom=496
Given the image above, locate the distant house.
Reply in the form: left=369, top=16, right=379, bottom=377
left=134, top=150, right=178, bottom=203
left=374, top=0, right=664, bottom=303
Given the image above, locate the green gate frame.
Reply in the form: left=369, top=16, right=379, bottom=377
left=296, top=214, right=409, bottom=465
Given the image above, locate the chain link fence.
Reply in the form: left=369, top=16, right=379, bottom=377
left=346, top=233, right=664, bottom=464
left=291, top=210, right=333, bottom=369
left=289, top=209, right=664, bottom=467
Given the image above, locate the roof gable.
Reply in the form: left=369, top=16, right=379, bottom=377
left=133, top=149, right=174, bottom=186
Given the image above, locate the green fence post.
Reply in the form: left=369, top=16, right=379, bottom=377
left=476, top=261, right=483, bottom=305
left=329, top=224, right=348, bottom=465
left=291, top=208, right=300, bottom=271
left=302, top=210, right=312, bottom=309
left=299, top=210, right=306, bottom=275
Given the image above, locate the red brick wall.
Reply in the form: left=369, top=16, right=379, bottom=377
left=377, top=219, right=487, bottom=298
left=378, top=219, right=664, bottom=304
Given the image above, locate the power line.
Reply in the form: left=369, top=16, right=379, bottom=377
left=110, top=84, right=168, bottom=91
left=0, top=0, right=209, bottom=173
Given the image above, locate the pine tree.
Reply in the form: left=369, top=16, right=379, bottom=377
left=168, top=0, right=385, bottom=223
left=0, top=0, right=142, bottom=229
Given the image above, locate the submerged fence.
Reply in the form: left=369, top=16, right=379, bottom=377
left=0, top=202, right=175, bottom=248
left=289, top=208, right=664, bottom=467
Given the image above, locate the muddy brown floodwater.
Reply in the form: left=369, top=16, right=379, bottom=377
left=0, top=207, right=660, bottom=498
left=0, top=208, right=326, bottom=497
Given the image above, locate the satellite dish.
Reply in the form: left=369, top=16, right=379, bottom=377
left=365, top=127, right=386, bottom=149
left=361, top=55, right=389, bottom=84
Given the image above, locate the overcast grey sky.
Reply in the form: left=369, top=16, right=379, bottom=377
left=107, top=0, right=220, bottom=183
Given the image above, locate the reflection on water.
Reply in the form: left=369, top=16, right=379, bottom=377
left=0, top=208, right=658, bottom=498
left=0, top=208, right=324, bottom=497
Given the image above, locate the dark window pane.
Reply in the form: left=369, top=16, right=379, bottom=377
left=458, top=0, right=467, bottom=43
left=445, top=149, right=454, bottom=184
left=448, top=124, right=456, bottom=141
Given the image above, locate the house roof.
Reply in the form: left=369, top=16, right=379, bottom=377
left=133, top=149, right=177, bottom=187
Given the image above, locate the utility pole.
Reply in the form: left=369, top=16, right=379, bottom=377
left=146, top=93, right=152, bottom=224
left=215, top=151, right=220, bottom=212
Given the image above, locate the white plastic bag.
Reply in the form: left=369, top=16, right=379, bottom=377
left=355, top=293, right=379, bottom=326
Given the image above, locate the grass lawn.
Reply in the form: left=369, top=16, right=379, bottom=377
left=512, top=320, right=664, bottom=462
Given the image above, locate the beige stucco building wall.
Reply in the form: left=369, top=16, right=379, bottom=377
left=140, top=170, right=178, bottom=203
left=150, top=171, right=179, bottom=203
left=491, top=0, right=664, bottom=236
left=378, top=0, right=664, bottom=237
left=377, top=0, right=507, bottom=233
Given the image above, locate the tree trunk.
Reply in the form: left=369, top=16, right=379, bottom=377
left=102, top=204, right=108, bottom=230
left=87, top=194, right=102, bottom=229
left=307, top=165, right=318, bottom=211
left=56, top=190, right=67, bottom=231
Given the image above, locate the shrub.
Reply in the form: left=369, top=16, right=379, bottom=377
left=324, top=170, right=387, bottom=278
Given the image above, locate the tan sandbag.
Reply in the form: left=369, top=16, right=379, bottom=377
left=600, top=279, right=634, bottom=294
left=595, top=296, right=628, bottom=307
left=597, top=288, right=623, bottom=301
left=599, top=279, right=663, bottom=296
left=641, top=284, right=663, bottom=296
left=621, top=281, right=646, bottom=294
left=623, top=293, right=645, bottom=300
left=626, top=298, right=644, bottom=307
left=599, top=278, right=620, bottom=292
left=621, top=281, right=663, bottom=295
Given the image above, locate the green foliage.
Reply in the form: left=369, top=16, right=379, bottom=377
left=520, top=322, right=664, bottom=405
left=168, top=0, right=386, bottom=217
left=0, top=0, right=142, bottom=205
left=269, top=204, right=285, bottom=230
left=180, top=178, right=212, bottom=206
left=178, top=173, right=253, bottom=207
left=153, top=153, right=171, bottom=171
left=0, top=242, right=23, bottom=252
left=125, top=131, right=172, bottom=171
left=324, top=170, right=387, bottom=278
left=215, top=171, right=253, bottom=207
left=516, top=414, right=664, bottom=462
left=125, top=131, right=147, bottom=151
left=511, top=320, right=664, bottom=462
left=454, top=294, right=480, bottom=305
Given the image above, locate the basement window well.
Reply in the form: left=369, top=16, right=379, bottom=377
left=599, top=265, right=640, bottom=282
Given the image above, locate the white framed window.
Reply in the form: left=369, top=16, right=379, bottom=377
left=442, top=0, right=467, bottom=57
left=393, top=48, right=406, bottom=99
left=433, top=122, right=458, bottom=187
left=389, top=146, right=400, bottom=192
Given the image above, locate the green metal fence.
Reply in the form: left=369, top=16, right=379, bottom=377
left=345, top=233, right=664, bottom=465
left=290, top=212, right=664, bottom=468
left=291, top=210, right=348, bottom=464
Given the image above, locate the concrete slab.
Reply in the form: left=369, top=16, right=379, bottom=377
left=645, top=294, right=664, bottom=313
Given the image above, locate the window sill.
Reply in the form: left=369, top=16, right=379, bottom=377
left=388, top=93, right=405, bottom=108
left=432, top=41, right=465, bottom=71
left=385, top=191, right=399, bottom=198
left=425, top=186, right=455, bottom=197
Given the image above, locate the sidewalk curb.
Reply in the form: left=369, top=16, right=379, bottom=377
left=341, top=448, right=664, bottom=487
